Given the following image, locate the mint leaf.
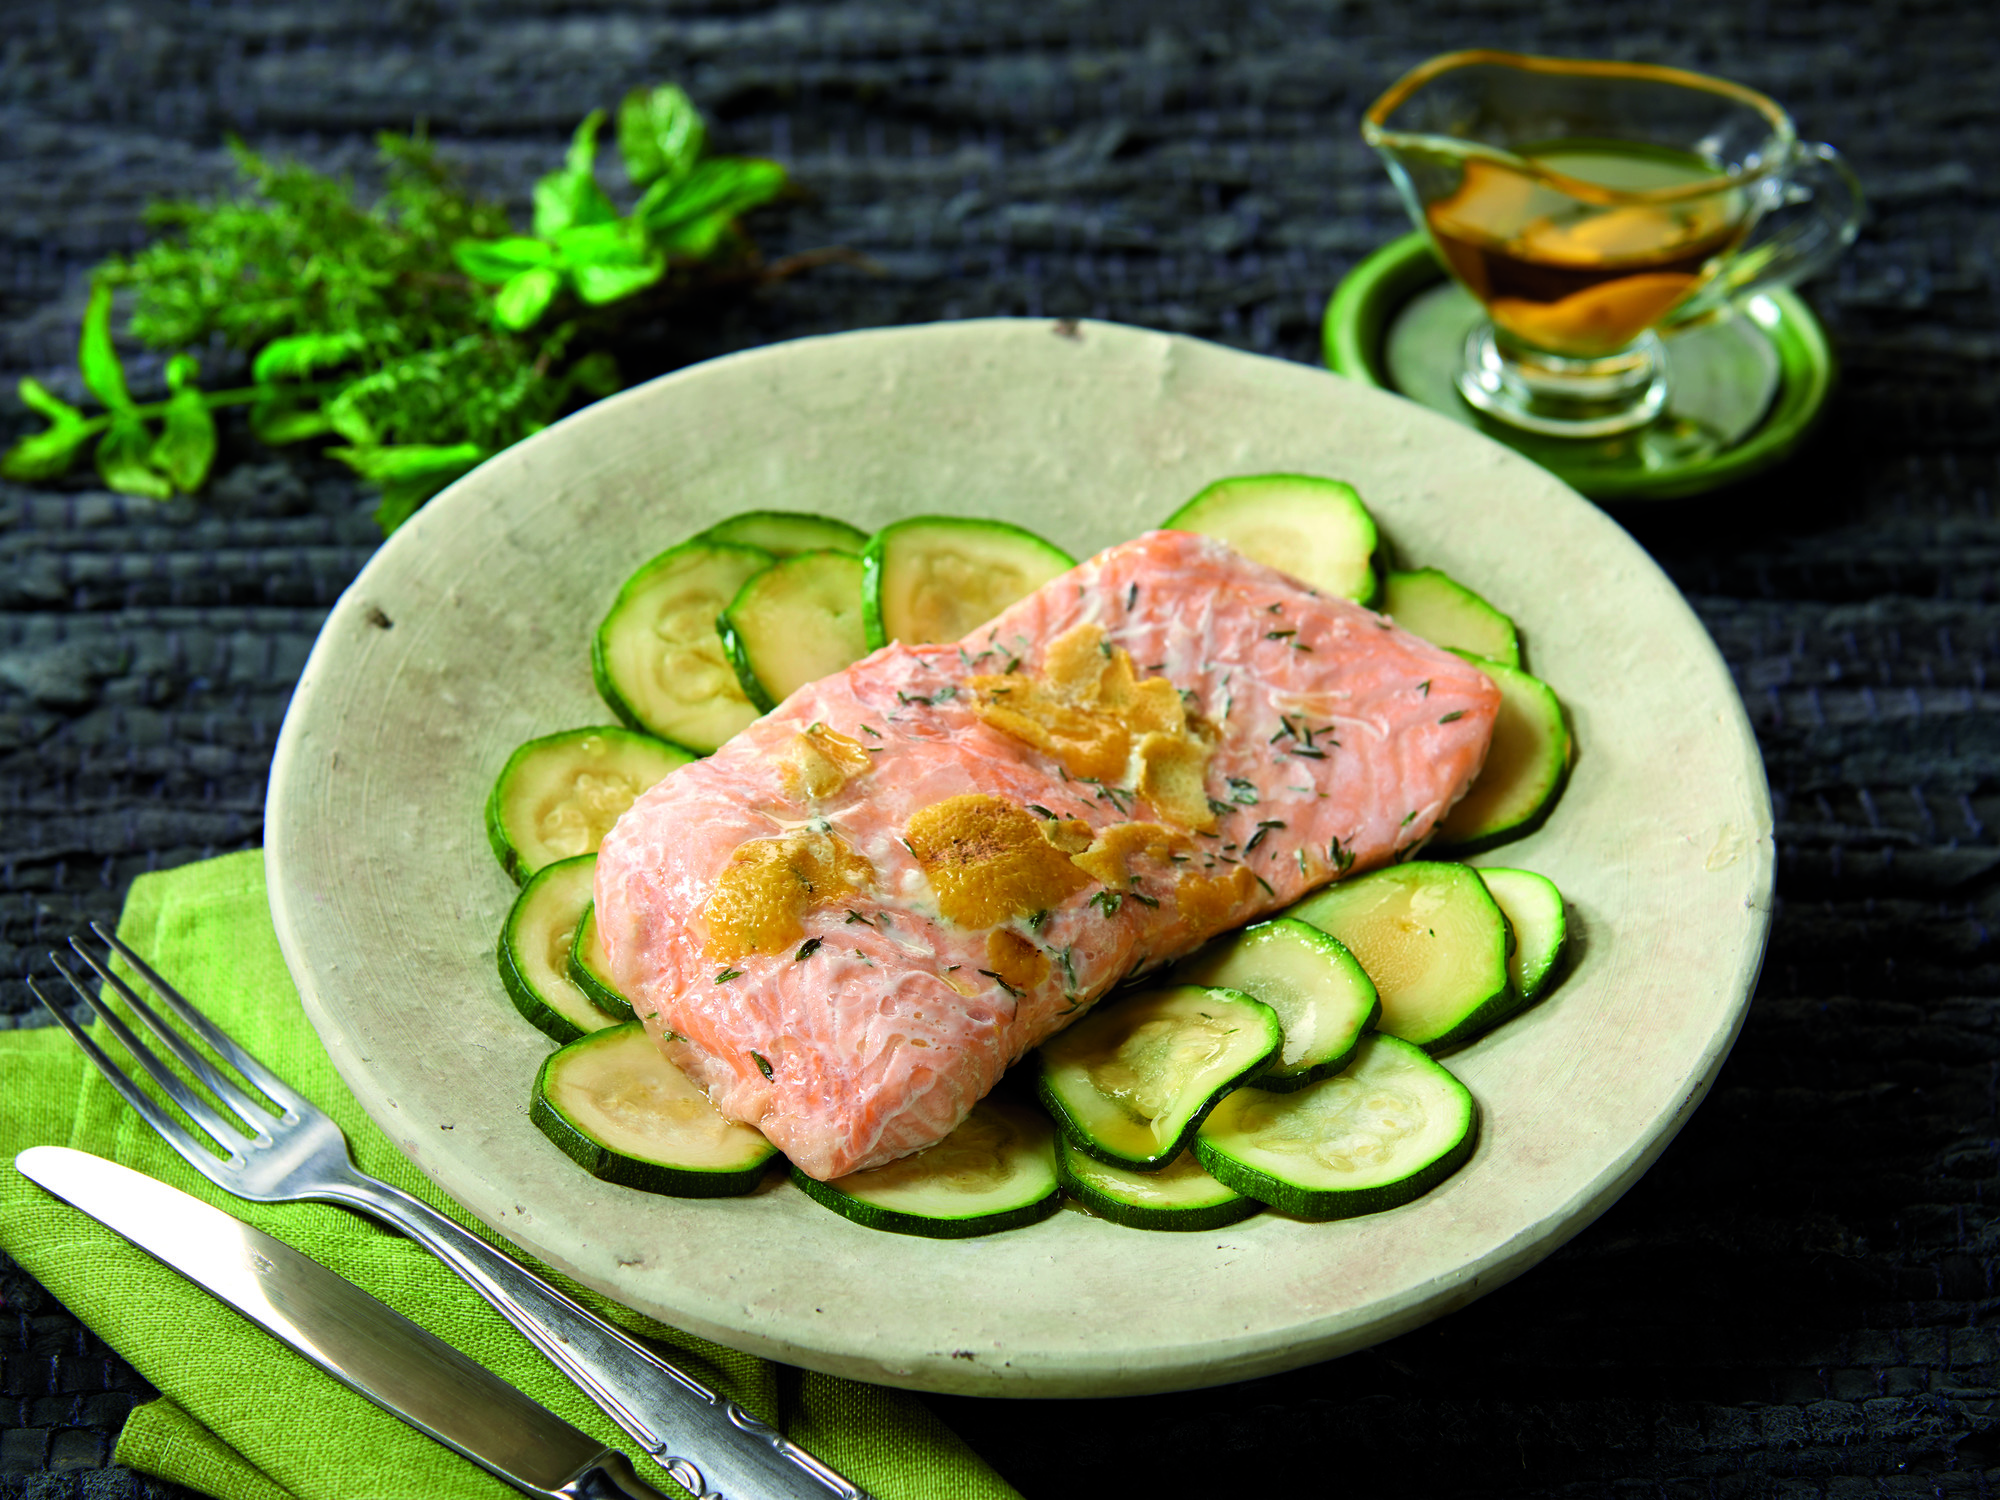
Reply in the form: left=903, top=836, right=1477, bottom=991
left=251, top=389, right=333, bottom=445
left=617, top=84, right=704, bottom=188
left=151, top=386, right=217, bottom=491
left=252, top=330, right=369, bottom=384
left=1, top=420, right=99, bottom=482
left=95, top=413, right=172, bottom=499
left=18, top=377, right=84, bottom=427
left=452, top=237, right=557, bottom=284
left=78, top=281, right=134, bottom=414
left=532, top=109, right=616, bottom=238
left=638, top=157, right=787, bottom=248
left=493, top=265, right=563, bottom=330
left=163, top=353, right=200, bottom=392
left=556, top=222, right=665, bottom=304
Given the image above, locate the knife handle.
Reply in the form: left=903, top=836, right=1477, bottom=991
left=317, top=1166, right=868, bottom=1500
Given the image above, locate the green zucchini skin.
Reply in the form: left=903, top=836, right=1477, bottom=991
left=1380, top=568, right=1521, bottom=668
left=591, top=539, right=774, bottom=753
left=1430, top=653, right=1573, bottom=856
left=1056, top=1140, right=1261, bottom=1233
left=485, top=725, right=693, bottom=884
left=1477, top=867, right=1569, bottom=1003
left=1036, top=985, right=1282, bottom=1173
left=1168, top=918, right=1381, bottom=1094
left=699, top=510, right=868, bottom=557
left=789, top=1098, right=1061, bottom=1238
left=496, top=854, right=623, bottom=1044
left=859, top=515, right=1075, bottom=650
left=1195, top=1035, right=1477, bottom=1221
left=566, top=901, right=634, bottom=1020
left=717, top=549, right=870, bottom=712
left=1284, top=862, right=1515, bottom=1053
left=1163, top=473, right=1381, bottom=607
left=530, top=1022, right=779, bottom=1197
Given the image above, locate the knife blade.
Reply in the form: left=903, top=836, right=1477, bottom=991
left=17, top=1145, right=743, bottom=1500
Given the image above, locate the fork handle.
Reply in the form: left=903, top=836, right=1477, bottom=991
left=315, top=1168, right=866, bottom=1500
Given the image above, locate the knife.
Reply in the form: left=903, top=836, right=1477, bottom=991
left=15, top=1146, right=857, bottom=1500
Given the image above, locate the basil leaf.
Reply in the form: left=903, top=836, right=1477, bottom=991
left=78, top=281, right=134, bottom=414
left=617, top=83, right=704, bottom=189
left=252, top=330, right=369, bottom=384
left=94, top=413, right=173, bottom=499
left=493, top=265, right=563, bottom=330
left=1, top=420, right=98, bottom=483
left=151, top=387, right=217, bottom=491
left=637, top=157, right=787, bottom=247
left=163, top=354, right=201, bottom=393
left=18, top=377, right=84, bottom=427
left=532, top=109, right=616, bottom=239
left=555, top=221, right=665, bottom=303
left=452, top=237, right=558, bottom=284
left=250, top=390, right=333, bottom=445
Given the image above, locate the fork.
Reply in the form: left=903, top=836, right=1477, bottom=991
left=33, top=922, right=866, bottom=1500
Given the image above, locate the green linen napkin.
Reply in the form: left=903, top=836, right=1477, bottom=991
left=0, top=850, right=1019, bottom=1500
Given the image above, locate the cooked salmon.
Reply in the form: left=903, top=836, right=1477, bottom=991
left=594, top=530, right=1500, bottom=1180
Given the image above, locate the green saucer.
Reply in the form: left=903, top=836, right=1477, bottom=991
left=1322, top=231, right=1836, bottom=503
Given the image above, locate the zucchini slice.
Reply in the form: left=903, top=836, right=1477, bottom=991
left=593, top=539, right=774, bottom=753
left=1431, top=655, right=1572, bottom=855
left=1379, top=568, right=1521, bottom=668
left=1284, top=862, right=1514, bottom=1051
left=700, top=510, right=867, bottom=557
left=718, top=550, right=870, bottom=711
left=861, top=516, right=1074, bottom=649
left=486, top=726, right=693, bottom=884
left=1195, top=1034, right=1476, bottom=1221
left=1057, top=1139, right=1259, bottom=1233
left=497, top=854, right=623, bottom=1043
left=1478, top=867, right=1568, bottom=1002
left=790, top=1097, right=1060, bottom=1238
left=567, top=901, right=634, bottom=1020
left=532, top=1022, right=779, bottom=1196
left=1169, top=918, right=1380, bottom=1092
left=1163, top=474, right=1380, bottom=606
left=1037, top=985, right=1282, bottom=1172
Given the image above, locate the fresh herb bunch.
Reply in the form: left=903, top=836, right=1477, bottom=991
left=4, top=85, right=788, bottom=532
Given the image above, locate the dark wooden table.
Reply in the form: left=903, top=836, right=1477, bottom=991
left=6, top=2, right=1999, bottom=1495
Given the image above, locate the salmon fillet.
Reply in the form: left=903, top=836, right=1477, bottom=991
left=594, top=529, right=1501, bottom=1180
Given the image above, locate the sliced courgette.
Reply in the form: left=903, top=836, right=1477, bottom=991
left=1431, top=654, right=1572, bottom=855
left=1163, top=474, right=1379, bottom=606
left=531, top=1021, right=779, bottom=1196
left=790, top=1097, right=1061, bottom=1238
left=860, top=516, right=1074, bottom=649
left=1037, top=985, right=1282, bottom=1172
left=1057, top=1139, right=1259, bottom=1232
left=1169, top=918, right=1380, bottom=1092
left=1478, top=867, right=1568, bottom=1003
left=1195, top=1033, right=1476, bottom=1221
left=1284, top=862, right=1514, bottom=1051
left=700, top=510, right=867, bottom=557
left=1380, top=568, right=1521, bottom=668
left=567, top=901, right=634, bottom=1020
left=718, top=550, right=870, bottom=711
left=497, top=854, right=623, bottom=1043
left=485, top=726, right=694, bottom=884
left=593, top=539, right=774, bottom=753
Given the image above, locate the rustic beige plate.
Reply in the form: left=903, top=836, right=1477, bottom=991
left=266, top=318, right=1772, bottom=1398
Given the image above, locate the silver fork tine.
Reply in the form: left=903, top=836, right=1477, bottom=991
left=27, top=972, right=247, bottom=1168
left=89, top=920, right=306, bottom=1114
left=66, top=937, right=275, bottom=1136
left=38, top=957, right=253, bottom=1160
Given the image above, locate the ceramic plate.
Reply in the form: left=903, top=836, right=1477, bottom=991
left=266, top=318, right=1772, bottom=1398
